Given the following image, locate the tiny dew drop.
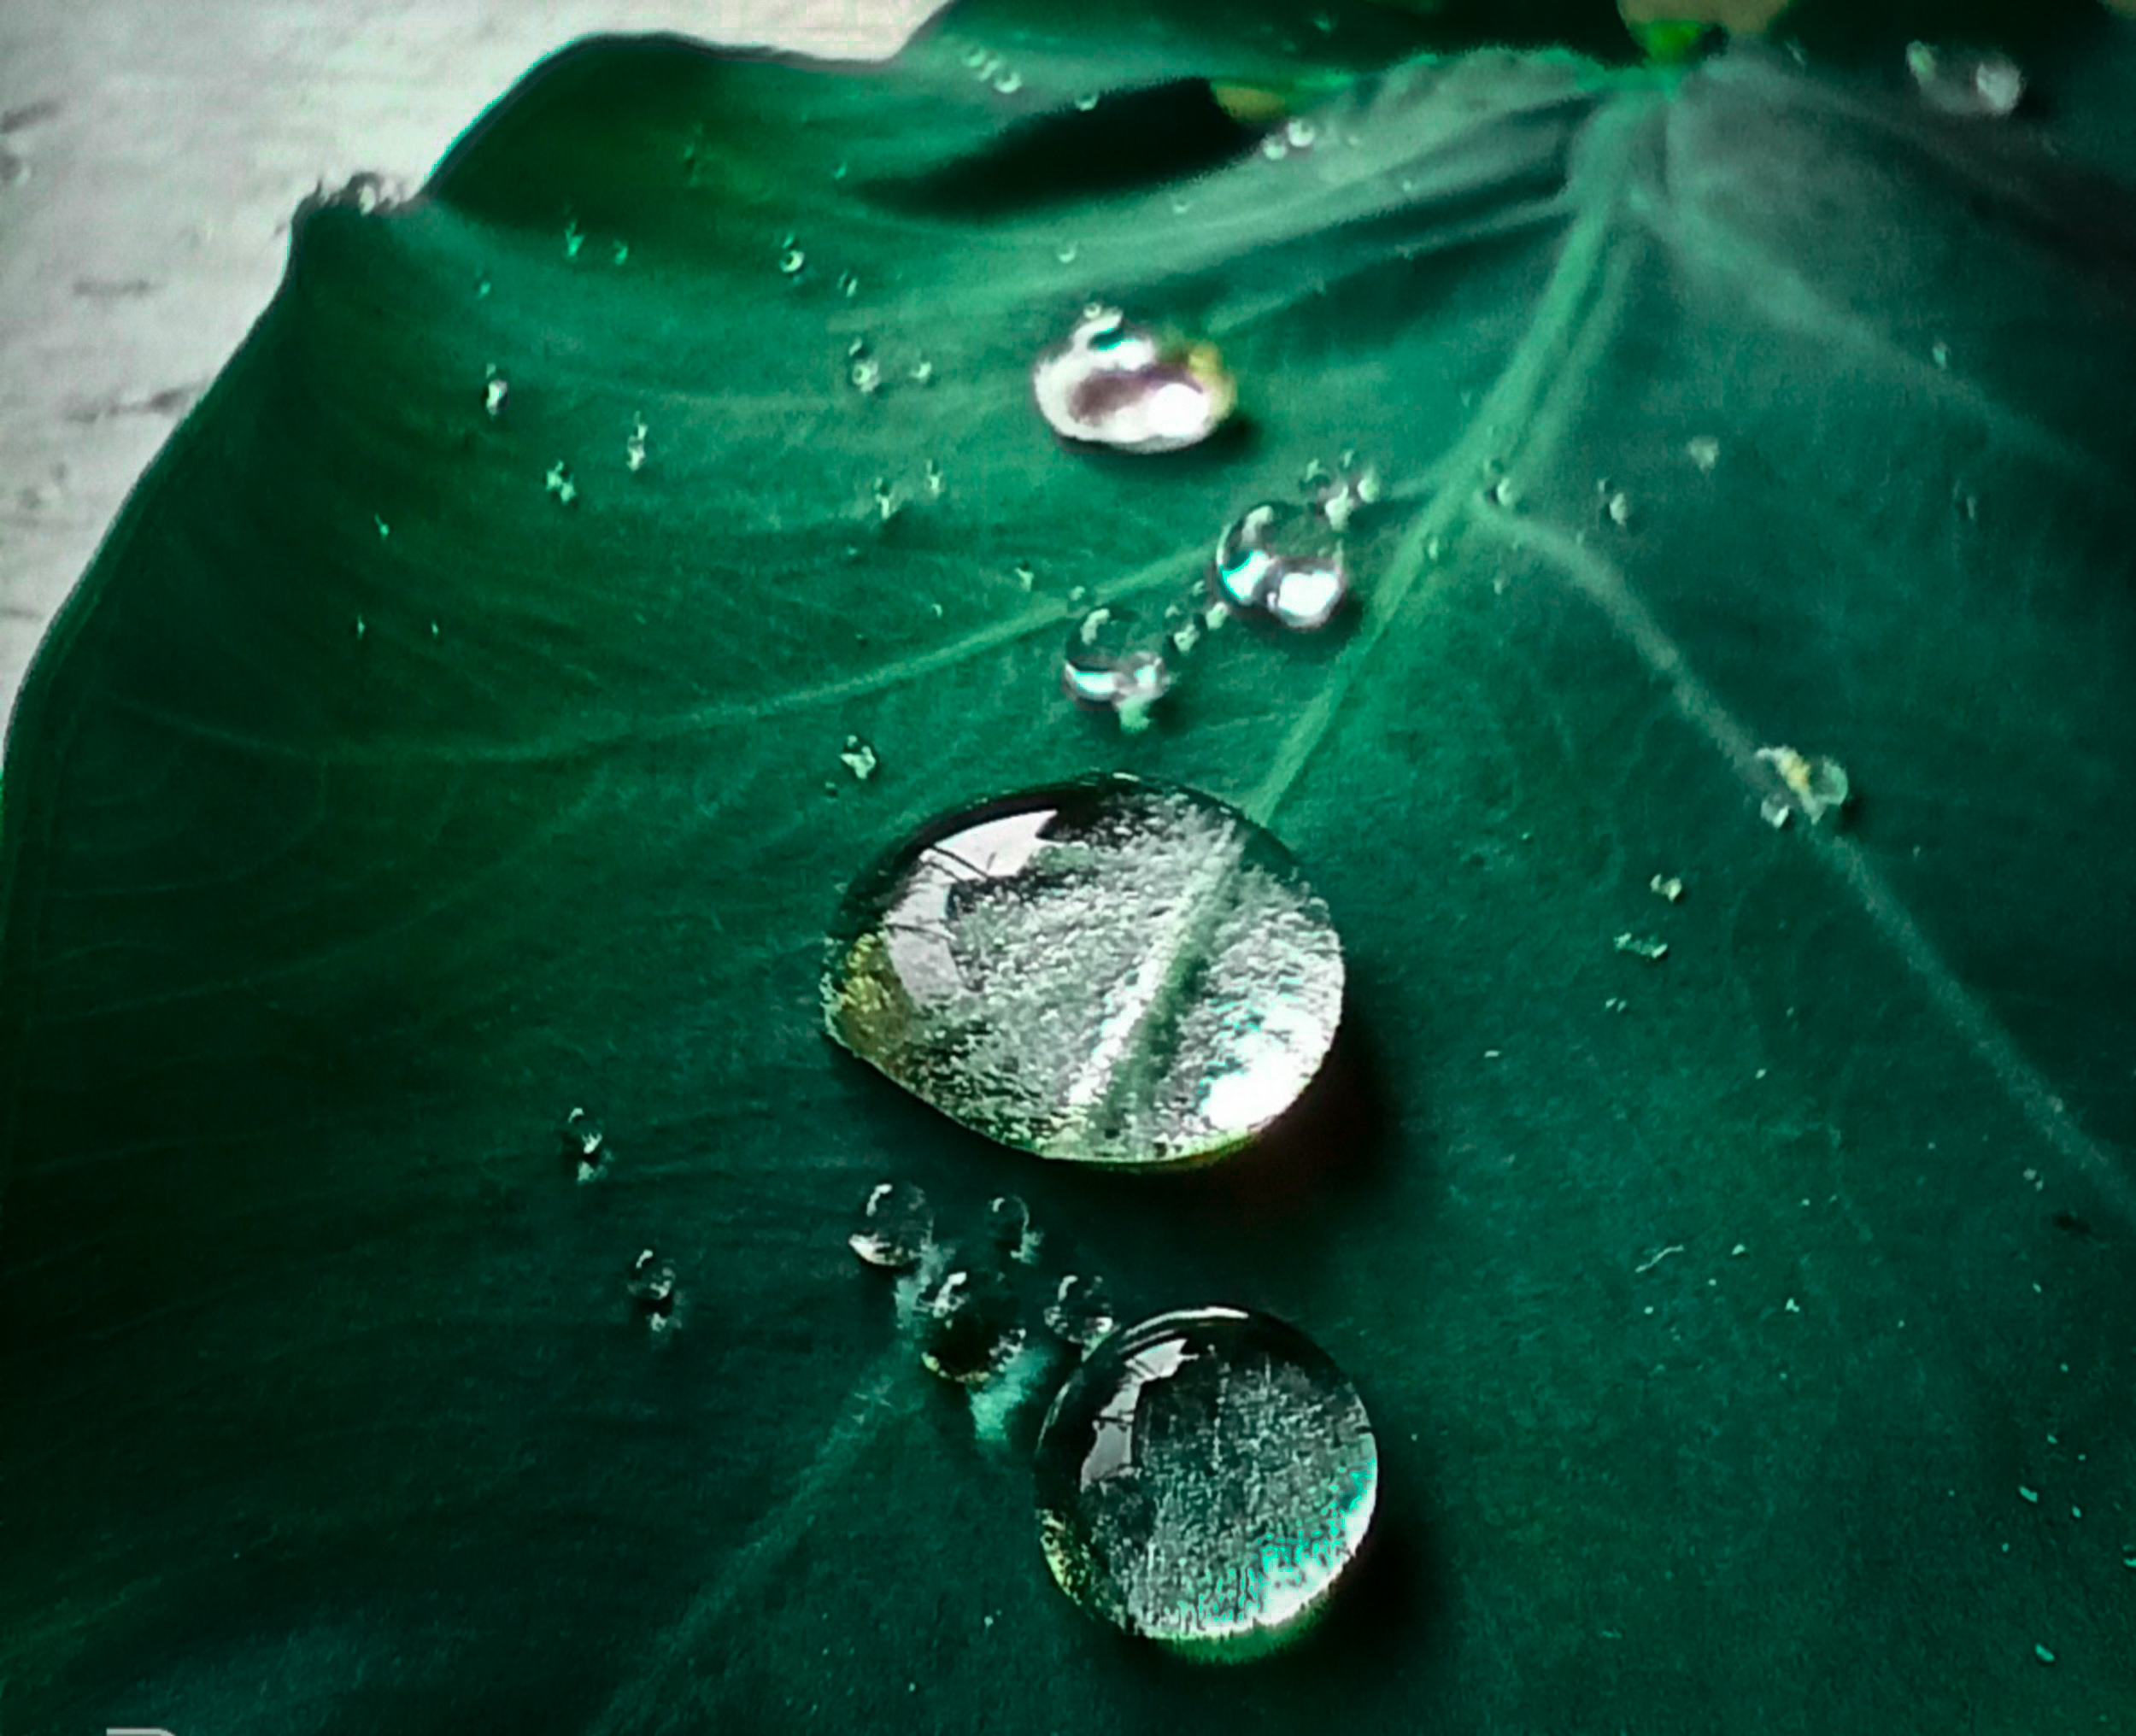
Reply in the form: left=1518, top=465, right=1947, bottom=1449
left=779, top=246, right=807, bottom=276
left=1212, top=503, right=1349, bottom=630
left=626, top=1247, right=680, bottom=1334
left=912, top=1258, right=1026, bottom=1384
left=545, top=461, right=578, bottom=506
left=625, top=414, right=648, bottom=473
left=1074, top=92, right=1100, bottom=111
left=1034, top=1306, right=1378, bottom=1657
left=986, top=1194, right=1042, bottom=1264
left=483, top=366, right=508, bottom=418
left=562, top=1106, right=607, bottom=1182
left=840, top=735, right=880, bottom=781
left=1064, top=605, right=1174, bottom=730
left=821, top=777, right=1346, bottom=1167
left=849, top=1179, right=933, bottom=1268
left=1284, top=117, right=1317, bottom=150
left=1044, top=1272, right=1118, bottom=1350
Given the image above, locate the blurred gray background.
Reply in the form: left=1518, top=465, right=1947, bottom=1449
left=0, top=1, right=938, bottom=730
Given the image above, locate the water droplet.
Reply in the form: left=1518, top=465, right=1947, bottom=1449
left=1044, top=1273, right=1118, bottom=1350
left=779, top=246, right=807, bottom=276
left=841, top=735, right=879, bottom=781
left=562, top=1106, right=607, bottom=1181
left=1613, top=932, right=1669, bottom=962
left=373, top=514, right=390, bottom=539
left=1064, top=605, right=1174, bottom=730
left=1482, top=477, right=1521, bottom=511
left=611, top=240, right=630, bottom=266
left=1260, top=135, right=1290, bottom=161
left=838, top=269, right=860, bottom=299
left=545, top=461, right=578, bottom=506
left=1054, top=240, right=1079, bottom=265
left=1032, top=308, right=1235, bottom=455
left=912, top=1258, right=1026, bottom=1384
left=1013, top=561, right=1036, bottom=589
left=483, top=367, right=508, bottom=418
left=849, top=1179, right=933, bottom=1268
left=961, top=45, right=990, bottom=69
left=1033, top=1306, right=1378, bottom=1656
left=1284, top=117, right=1317, bottom=150
left=1212, top=503, right=1349, bottom=630
left=625, top=414, right=648, bottom=473
left=849, top=352, right=883, bottom=396
left=1685, top=435, right=1720, bottom=472
left=627, top=1248, right=680, bottom=1333
left=821, top=777, right=1346, bottom=1167
left=1074, top=92, right=1100, bottom=112
left=1755, top=745, right=1850, bottom=825
left=924, top=459, right=946, bottom=499
left=909, top=358, right=936, bottom=386
left=1931, top=340, right=1951, bottom=369
left=871, top=476, right=901, bottom=522
left=1649, top=873, right=1685, bottom=903
left=986, top=1194, right=1042, bottom=1264
left=1907, top=42, right=2024, bottom=118
left=994, top=69, right=1024, bottom=96
left=563, top=220, right=584, bottom=260
left=1605, top=490, right=1631, bottom=528
left=1169, top=193, right=1193, bottom=215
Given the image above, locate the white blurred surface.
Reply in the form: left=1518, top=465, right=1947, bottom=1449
left=0, top=1, right=938, bottom=729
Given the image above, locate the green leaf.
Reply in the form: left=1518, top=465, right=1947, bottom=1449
left=5, top=6, right=2135, bottom=1730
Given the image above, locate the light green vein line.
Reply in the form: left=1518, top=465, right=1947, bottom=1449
left=1242, top=103, right=1650, bottom=829
left=585, top=1349, right=916, bottom=1736
left=1485, top=510, right=2136, bottom=1220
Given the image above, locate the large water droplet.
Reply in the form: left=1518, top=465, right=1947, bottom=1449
left=821, top=777, right=1346, bottom=1167
left=1212, top=503, right=1349, bottom=630
left=850, top=1179, right=934, bottom=1268
left=1063, top=605, right=1174, bottom=728
left=1033, top=1306, right=1378, bottom=1657
left=1032, top=308, right=1235, bottom=455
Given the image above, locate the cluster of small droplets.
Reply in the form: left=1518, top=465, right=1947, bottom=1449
left=959, top=43, right=1024, bottom=97
left=848, top=339, right=883, bottom=396
left=625, top=414, right=648, bottom=473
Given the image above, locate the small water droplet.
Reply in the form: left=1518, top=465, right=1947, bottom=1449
left=871, top=476, right=901, bottom=522
left=1043, top=1273, right=1118, bottom=1350
left=1032, top=308, right=1235, bottom=454
left=1034, top=1306, right=1378, bottom=1656
left=1482, top=477, right=1521, bottom=511
left=483, top=371, right=508, bottom=417
left=1013, top=561, right=1036, bottom=589
left=1755, top=745, right=1850, bottom=825
left=986, top=1194, right=1043, bottom=1264
left=841, top=735, right=880, bottom=781
left=1284, top=117, right=1317, bottom=150
left=475, top=274, right=492, bottom=298
left=1064, top=606, right=1175, bottom=730
left=961, top=45, right=990, bottom=70
left=849, top=352, right=883, bottom=396
left=909, top=357, right=936, bottom=386
left=611, top=240, right=630, bottom=266
left=849, top=1179, right=933, bottom=1268
left=563, top=1106, right=607, bottom=1181
left=373, top=514, right=390, bottom=539
left=831, top=160, right=848, bottom=181
left=1931, top=340, right=1951, bottom=369
left=1212, top=503, right=1349, bottom=630
left=994, top=69, right=1025, bottom=96
left=1907, top=41, right=2024, bottom=118
left=923, top=458, right=946, bottom=499
left=545, top=461, right=578, bottom=506
left=1650, top=873, right=1685, bottom=903
left=625, top=413, right=648, bottom=472
left=821, top=777, right=1346, bottom=1167
left=912, top=1258, right=1026, bottom=1384
left=1685, top=435, right=1720, bottom=472
left=1054, top=240, right=1079, bottom=265
left=1169, top=193, right=1193, bottom=215
left=1605, top=490, right=1631, bottom=528
left=1074, top=92, right=1100, bottom=112
left=1613, top=932, right=1669, bottom=962
left=563, top=220, right=584, bottom=260
left=779, top=246, right=807, bottom=276
left=1260, top=135, right=1290, bottom=161
left=354, top=614, right=366, bottom=639
left=627, top=1248, right=679, bottom=1332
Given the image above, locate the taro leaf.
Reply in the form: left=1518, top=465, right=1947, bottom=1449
left=4, top=3, right=2136, bottom=1731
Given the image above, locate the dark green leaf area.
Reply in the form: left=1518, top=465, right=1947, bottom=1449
left=3, top=17, right=2134, bottom=1736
